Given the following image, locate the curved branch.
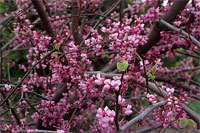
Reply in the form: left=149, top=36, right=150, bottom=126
left=158, top=19, right=200, bottom=48
left=120, top=101, right=166, bottom=132
left=85, top=71, right=200, bottom=127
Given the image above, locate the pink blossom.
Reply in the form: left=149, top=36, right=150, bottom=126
left=123, top=105, right=132, bottom=116
left=96, top=106, right=115, bottom=129
left=94, top=74, right=104, bottom=85
left=118, top=95, right=125, bottom=105
left=56, top=130, right=65, bottom=133
left=5, top=84, right=11, bottom=92
left=103, top=84, right=111, bottom=92
left=19, top=85, right=28, bottom=92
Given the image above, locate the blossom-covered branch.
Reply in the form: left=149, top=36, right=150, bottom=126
left=158, top=19, right=200, bottom=48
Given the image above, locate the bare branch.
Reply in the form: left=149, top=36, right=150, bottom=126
left=145, top=81, right=200, bottom=125
left=136, top=123, right=162, bottom=133
left=120, top=101, right=166, bottom=132
left=85, top=71, right=121, bottom=78
left=13, top=130, right=57, bottom=133
left=71, top=1, right=83, bottom=45
left=31, top=0, right=56, bottom=38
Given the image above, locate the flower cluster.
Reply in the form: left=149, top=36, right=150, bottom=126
left=0, top=0, right=199, bottom=132
left=148, top=86, right=187, bottom=128
left=95, top=74, right=121, bottom=92
left=96, top=106, right=115, bottom=131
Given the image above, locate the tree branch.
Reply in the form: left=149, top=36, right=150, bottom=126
left=120, top=101, right=166, bottom=132
left=31, top=0, right=56, bottom=38
left=155, top=76, right=200, bottom=94
left=71, top=1, right=83, bottom=45
left=85, top=71, right=200, bottom=127
left=136, top=123, right=162, bottom=133
left=136, top=0, right=189, bottom=62
left=158, top=19, right=200, bottom=48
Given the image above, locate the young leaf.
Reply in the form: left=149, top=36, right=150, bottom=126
left=187, top=119, right=196, bottom=128
left=151, top=64, right=158, bottom=74
left=147, top=72, right=155, bottom=80
left=117, top=59, right=129, bottom=71
left=55, top=43, right=61, bottom=51
left=52, top=51, right=62, bottom=57
left=178, top=118, right=188, bottom=128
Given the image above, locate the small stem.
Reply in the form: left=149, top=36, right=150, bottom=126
left=67, top=94, right=87, bottom=131
left=135, top=52, right=149, bottom=92
left=114, top=71, right=125, bottom=131
left=153, top=80, right=166, bottom=99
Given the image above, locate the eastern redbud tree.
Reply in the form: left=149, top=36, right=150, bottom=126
left=0, top=0, right=200, bottom=132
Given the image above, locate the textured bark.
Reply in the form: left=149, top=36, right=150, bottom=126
left=71, top=1, right=83, bottom=45
left=31, top=0, right=56, bottom=38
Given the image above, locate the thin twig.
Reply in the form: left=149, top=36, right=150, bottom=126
left=80, top=0, right=122, bottom=46
left=67, top=94, right=87, bottom=130
left=158, top=19, right=200, bottom=48
left=0, top=49, right=55, bottom=106
left=114, top=71, right=124, bottom=131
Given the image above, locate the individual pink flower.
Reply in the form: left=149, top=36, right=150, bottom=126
left=5, top=84, right=11, bottom=92
left=111, top=80, right=121, bottom=87
left=102, top=79, right=111, bottom=91
left=111, top=80, right=121, bottom=91
left=118, top=95, right=125, bottom=105
left=56, top=130, right=65, bottom=133
left=94, top=74, right=104, bottom=85
left=123, top=105, right=132, bottom=116
left=20, top=85, right=28, bottom=92
left=103, top=84, right=111, bottom=92
left=166, top=87, right=174, bottom=94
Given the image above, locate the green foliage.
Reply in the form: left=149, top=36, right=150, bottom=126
left=7, top=51, right=27, bottom=81
left=162, top=55, right=184, bottom=68
left=147, top=72, right=155, bottom=80
left=0, top=1, right=17, bottom=15
left=117, top=59, right=129, bottom=71
left=0, top=2, right=8, bottom=14
left=147, top=62, right=158, bottom=80
left=178, top=118, right=188, bottom=128
left=188, top=100, right=200, bottom=114
left=55, top=43, right=61, bottom=51
left=178, top=118, right=196, bottom=128
left=187, top=119, right=196, bottom=128
left=125, top=0, right=133, bottom=5
left=52, top=51, right=62, bottom=57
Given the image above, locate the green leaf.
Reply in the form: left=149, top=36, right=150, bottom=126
left=151, top=64, right=158, bottom=74
left=178, top=118, right=188, bottom=128
left=117, top=59, right=129, bottom=71
left=19, top=31, right=26, bottom=34
left=55, top=43, right=61, bottom=51
left=187, top=119, right=196, bottom=128
left=147, top=72, right=155, bottom=80
left=52, top=51, right=62, bottom=57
